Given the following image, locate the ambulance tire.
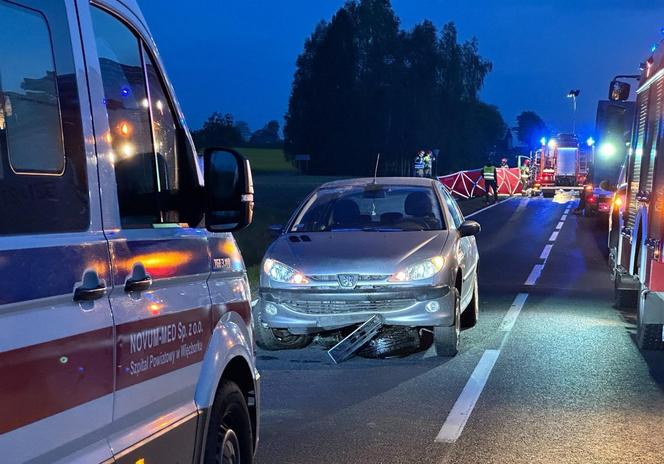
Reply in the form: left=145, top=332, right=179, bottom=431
left=204, top=380, right=254, bottom=464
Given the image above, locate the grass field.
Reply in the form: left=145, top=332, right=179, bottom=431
left=234, top=147, right=296, bottom=173
left=234, top=173, right=345, bottom=286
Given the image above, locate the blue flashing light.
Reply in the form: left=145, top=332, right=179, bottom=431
left=540, top=137, right=547, bottom=146
left=652, top=43, right=658, bottom=53
left=586, top=137, right=595, bottom=147
left=120, top=86, right=130, bottom=97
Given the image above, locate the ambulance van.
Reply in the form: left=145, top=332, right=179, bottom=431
left=0, top=1, right=258, bottom=463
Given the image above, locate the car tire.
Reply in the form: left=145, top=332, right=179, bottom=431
left=460, top=275, right=479, bottom=329
left=357, top=326, right=423, bottom=359
left=253, top=307, right=313, bottom=351
left=203, top=380, right=253, bottom=464
left=434, top=288, right=460, bottom=357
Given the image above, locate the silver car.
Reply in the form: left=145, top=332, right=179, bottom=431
left=256, top=177, right=480, bottom=356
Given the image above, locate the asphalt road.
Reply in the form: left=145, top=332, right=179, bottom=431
left=254, top=195, right=664, bottom=464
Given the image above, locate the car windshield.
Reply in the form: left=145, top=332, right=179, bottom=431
left=290, top=185, right=446, bottom=232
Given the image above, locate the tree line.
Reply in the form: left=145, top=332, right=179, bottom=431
left=283, top=0, right=507, bottom=176
left=191, top=112, right=283, bottom=149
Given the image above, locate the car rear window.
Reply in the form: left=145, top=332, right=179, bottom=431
left=291, top=185, right=446, bottom=232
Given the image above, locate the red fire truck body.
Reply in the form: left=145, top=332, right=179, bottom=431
left=537, top=134, right=589, bottom=196
left=615, top=43, right=664, bottom=350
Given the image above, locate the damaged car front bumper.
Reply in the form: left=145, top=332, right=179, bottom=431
left=257, top=285, right=453, bottom=334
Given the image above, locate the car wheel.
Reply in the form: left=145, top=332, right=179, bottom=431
left=460, top=275, right=479, bottom=329
left=253, top=307, right=313, bottom=351
left=434, top=288, right=460, bottom=357
left=357, top=326, right=423, bottom=359
left=203, top=381, right=253, bottom=464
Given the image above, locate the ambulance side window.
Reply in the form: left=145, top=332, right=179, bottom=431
left=0, top=0, right=89, bottom=235
left=91, top=7, right=188, bottom=228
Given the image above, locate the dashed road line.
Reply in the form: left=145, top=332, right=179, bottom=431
left=555, top=221, right=564, bottom=230
left=524, top=264, right=544, bottom=286
left=540, top=244, right=553, bottom=261
left=435, top=350, right=501, bottom=443
left=499, top=293, right=529, bottom=332
left=549, top=230, right=559, bottom=242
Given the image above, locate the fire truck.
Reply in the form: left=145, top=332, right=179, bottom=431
left=613, top=41, right=664, bottom=350
left=536, top=134, right=589, bottom=197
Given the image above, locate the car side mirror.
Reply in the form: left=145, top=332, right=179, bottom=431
left=268, top=224, right=283, bottom=239
left=609, top=80, right=631, bottom=102
left=458, top=220, right=481, bottom=237
left=203, top=147, right=254, bottom=232
left=599, top=180, right=617, bottom=192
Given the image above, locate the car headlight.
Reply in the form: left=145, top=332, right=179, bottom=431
left=389, top=256, right=445, bottom=282
left=263, top=258, right=309, bottom=284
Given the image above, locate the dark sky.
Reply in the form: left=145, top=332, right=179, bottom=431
left=139, top=0, right=664, bottom=139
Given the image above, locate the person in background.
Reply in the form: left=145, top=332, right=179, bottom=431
left=413, top=151, right=425, bottom=177
left=500, top=158, right=509, bottom=169
left=482, top=160, right=498, bottom=204
left=423, top=150, right=432, bottom=178
left=520, top=159, right=531, bottom=196
left=574, top=161, right=594, bottom=214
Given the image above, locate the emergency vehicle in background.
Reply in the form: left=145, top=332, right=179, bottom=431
left=0, top=1, right=259, bottom=463
left=535, top=134, right=589, bottom=197
left=613, top=40, right=664, bottom=350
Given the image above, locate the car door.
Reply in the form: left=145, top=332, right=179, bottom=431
left=0, top=1, right=114, bottom=462
left=439, top=186, right=476, bottom=306
left=81, top=3, right=212, bottom=459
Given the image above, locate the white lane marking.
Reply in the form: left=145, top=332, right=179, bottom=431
left=435, top=350, right=501, bottom=443
left=499, top=293, right=529, bottom=332
left=524, top=264, right=544, bottom=286
left=540, top=244, right=553, bottom=261
left=555, top=221, right=564, bottom=230
left=465, top=200, right=509, bottom=219
left=561, top=214, right=568, bottom=221
left=549, top=230, right=559, bottom=242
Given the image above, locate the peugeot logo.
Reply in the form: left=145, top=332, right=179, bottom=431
left=337, top=274, right=359, bottom=288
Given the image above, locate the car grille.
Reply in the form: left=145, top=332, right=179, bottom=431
left=284, top=298, right=417, bottom=315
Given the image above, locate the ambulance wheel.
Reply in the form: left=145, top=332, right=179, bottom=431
left=253, top=307, right=312, bottom=350
left=204, top=381, right=254, bottom=464
left=460, top=275, right=479, bottom=329
left=435, top=288, right=460, bottom=357
left=637, top=323, right=664, bottom=350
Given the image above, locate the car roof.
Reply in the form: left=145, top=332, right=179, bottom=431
left=319, top=177, right=438, bottom=190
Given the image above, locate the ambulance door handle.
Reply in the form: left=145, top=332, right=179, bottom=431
left=124, top=263, right=152, bottom=293
left=74, top=270, right=107, bottom=302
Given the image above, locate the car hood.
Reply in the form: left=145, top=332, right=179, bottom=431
left=266, top=231, right=450, bottom=275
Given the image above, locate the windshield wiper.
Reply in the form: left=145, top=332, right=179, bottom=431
left=361, top=227, right=402, bottom=232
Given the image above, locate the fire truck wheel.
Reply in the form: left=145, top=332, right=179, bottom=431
left=613, top=280, right=638, bottom=310
left=204, top=380, right=254, bottom=464
left=434, top=288, right=460, bottom=357
left=460, top=275, right=479, bottom=329
left=637, top=323, right=664, bottom=350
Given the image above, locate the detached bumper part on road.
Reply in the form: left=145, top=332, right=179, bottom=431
left=258, top=285, right=453, bottom=333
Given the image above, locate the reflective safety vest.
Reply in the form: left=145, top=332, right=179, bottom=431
left=423, top=155, right=432, bottom=168
left=483, top=165, right=496, bottom=181
left=414, top=158, right=425, bottom=169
